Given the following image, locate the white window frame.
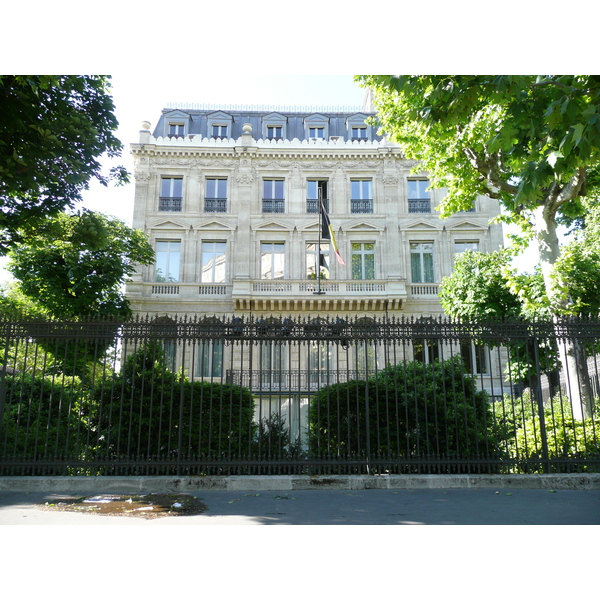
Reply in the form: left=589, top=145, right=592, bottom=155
left=260, top=242, right=285, bottom=280
left=410, top=242, right=435, bottom=283
left=155, top=240, right=181, bottom=282
left=201, top=241, right=227, bottom=283
left=454, top=241, right=480, bottom=254
left=195, top=339, right=224, bottom=378
left=168, top=122, right=185, bottom=137
left=266, top=125, right=283, bottom=139
left=351, top=242, right=375, bottom=280
left=351, top=126, right=367, bottom=140
left=460, top=340, right=489, bottom=375
left=211, top=124, right=228, bottom=138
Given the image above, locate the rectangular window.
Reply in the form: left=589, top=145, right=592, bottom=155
left=460, top=341, right=489, bottom=374
left=212, top=124, right=228, bottom=138
left=454, top=241, right=479, bottom=254
left=261, top=242, right=285, bottom=279
left=159, top=177, right=183, bottom=211
left=309, top=342, right=334, bottom=371
left=263, top=179, right=285, bottom=213
left=307, top=180, right=328, bottom=213
left=351, top=180, right=373, bottom=213
left=351, top=243, right=375, bottom=280
left=169, top=123, right=184, bottom=137
left=267, top=125, right=282, bottom=139
left=414, top=339, right=440, bottom=364
left=309, top=126, right=324, bottom=139
left=408, top=179, right=431, bottom=213
left=260, top=343, right=287, bottom=388
left=196, top=340, right=223, bottom=378
left=355, top=341, right=378, bottom=372
left=201, top=241, right=226, bottom=283
left=205, top=178, right=227, bottom=212
left=306, top=242, right=330, bottom=279
left=351, top=126, right=367, bottom=140
left=155, top=241, right=181, bottom=282
left=410, top=242, right=434, bottom=283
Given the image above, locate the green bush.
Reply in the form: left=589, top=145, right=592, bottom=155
left=1, top=372, right=92, bottom=460
left=507, top=395, right=600, bottom=472
left=253, top=413, right=305, bottom=459
left=91, top=341, right=255, bottom=458
left=309, top=355, right=496, bottom=460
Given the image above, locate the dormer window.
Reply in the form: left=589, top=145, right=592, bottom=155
left=207, top=111, right=233, bottom=140
left=267, top=125, right=282, bottom=139
left=304, top=114, right=330, bottom=141
left=262, top=113, right=287, bottom=140
left=168, top=123, right=185, bottom=137
left=212, top=124, right=228, bottom=139
left=346, top=113, right=371, bottom=141
left=351, top=126, right=367, bottom=140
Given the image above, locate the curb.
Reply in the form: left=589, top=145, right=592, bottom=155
left=1, top=474, right=599, bottom=493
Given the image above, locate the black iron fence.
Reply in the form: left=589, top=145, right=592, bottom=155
left=1, top=315, right=600, bottom=476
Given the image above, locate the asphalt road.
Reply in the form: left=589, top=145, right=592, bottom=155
left=1, top=487, right=599, bottom=525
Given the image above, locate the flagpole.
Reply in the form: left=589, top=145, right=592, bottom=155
left=315, top=187, right=324, bottom=295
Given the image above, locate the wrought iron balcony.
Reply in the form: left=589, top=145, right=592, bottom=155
left=350, top=199, right=373, bottom=214
left=306, top=198, right=329, bottom=213
left=158, top=197, right=182, bottom=212
left=408, top=199, right=431, bottom=213
left=226, top=369, right=370, bottom=393
left=262, top=199, right=285, bottom=213
left=204, top=197, right=227, bottom=212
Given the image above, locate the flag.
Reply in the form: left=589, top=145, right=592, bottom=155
left=320, top=200, right=345, bottom=265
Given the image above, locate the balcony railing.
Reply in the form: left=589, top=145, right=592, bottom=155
left=262, top=199, right=285, bottom=213
left=306, top=198, right=329, bottom=213
left=158, top=197, right=182, bottom=212
left=409, top=283, right=439, bottom=296
left=227, top=369, right=370, bottom=392
left=350, top=199, right=373, bottom=214
left=408, top=199, right=431, bottom=213
left=204, top=197, right=227, bottom=212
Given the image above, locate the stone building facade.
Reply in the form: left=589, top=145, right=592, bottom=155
left=125, top=104, right=506, bottom=424
left=127, top=104, right=504, bottom=320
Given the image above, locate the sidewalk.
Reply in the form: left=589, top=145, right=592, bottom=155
left=1, top=486, right=599, bottom=525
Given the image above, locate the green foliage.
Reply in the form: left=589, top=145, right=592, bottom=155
left=1, top=372, right=92, bottom=459
left=357, top=75, right=600, bottom=216
left=357, top=75, right=600, bottom=316
left=0, top=75, right=128, bottom=254
left=7, top=210, right=154, bottom=320
left=309, top=355, right=495, bottom=460
left=506, top=394, right=600, bottom=472
left=440, top=249, right=523, bottom=320
left=91, top=341, right=255, bottom=458
left=253, top=413, right=305, bottom=458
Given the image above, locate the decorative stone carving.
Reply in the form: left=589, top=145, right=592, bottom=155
left=383, top=176, right=399, bottom=186
left=236, top=173, right=253, bottom=185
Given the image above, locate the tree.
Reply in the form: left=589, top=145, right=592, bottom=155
left=0, top=75, right=128, bottom=254
left=439, top=249, right=559, bottom=396
left=6, top=210, right=154, bottom=320
left=357, top=75, right=600, bottom=418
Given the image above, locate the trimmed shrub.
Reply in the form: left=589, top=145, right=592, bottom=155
left=1, top=372, right=91, bottom=460
left=91, top=341, right=255, bottom=459
left=309, top=355, right=496, bottom=460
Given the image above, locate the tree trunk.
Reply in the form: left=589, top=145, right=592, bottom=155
left=533, top=204, right=593, bottom=420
